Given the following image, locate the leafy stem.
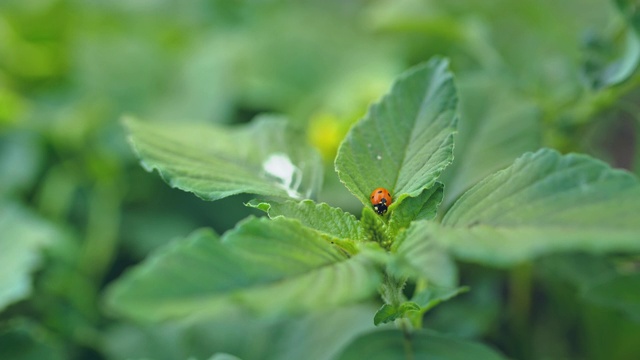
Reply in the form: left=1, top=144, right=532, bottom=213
left=380, top=272, right=408, bottom=308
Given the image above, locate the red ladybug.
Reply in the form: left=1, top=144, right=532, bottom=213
left=370, top=188, right=392, bottom=215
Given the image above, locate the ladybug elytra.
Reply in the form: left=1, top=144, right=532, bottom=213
left=370, top=187, right=392, bottom=215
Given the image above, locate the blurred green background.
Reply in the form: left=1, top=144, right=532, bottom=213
left=1, top=0, right=639, bottom=359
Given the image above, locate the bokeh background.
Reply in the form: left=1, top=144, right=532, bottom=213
left=1, top=0, right=639, bottom=359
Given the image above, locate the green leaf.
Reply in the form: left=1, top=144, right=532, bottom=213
left=370, top=287, right=467, bottom=336
left=105, top=218, right=381, bottom=321
left=373, top=302, right=421, bottom=326
left=0, top=203, right=63, bottom=312
left=124, top=115, right=323, bottom=201
left=0, top=319, right=65, bottom=360
left=271, top=304, right=379, bottom=360
left=537, top=253, right=618, bottom=290
left=372, top=286, right=467, bottom=328
left=421, top=277, right=502, bottom=340
left=372, top=304, right=397, bottom=325
left=582, top=273, right=640, bottom=320
left=411, top=286, right=469, bottom=313
left=581, top=0, right=640, bottom=90
left=582, top=28, right=640, bottom=90
left=440, top=149, right=640, bottom=267
left=390, top=221, right=458, bottom=288
left=103, top=304, right=378, bottom=360
left=0, top=132, right=43, bottom=198
left=335, top=57, right=458, bottom=207
left=335, top=329, right=507, bottom=360
left=246, top=199, right=366, bottom=244
left=360, top=206, right=391, bottom=248
left=440, top=74, right=541, bottom=208
left=208, top=354, right=242, bottom=360
left=388, top=182, right=443, bottom=236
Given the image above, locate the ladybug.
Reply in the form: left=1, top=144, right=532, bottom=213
left=370, top=187, right=392, bottom=215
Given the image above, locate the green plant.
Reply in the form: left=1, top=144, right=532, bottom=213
left=105, top=57, right=640, bottom=359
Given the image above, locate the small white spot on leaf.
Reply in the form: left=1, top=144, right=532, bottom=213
left=262, top=153, right=302, bottom=198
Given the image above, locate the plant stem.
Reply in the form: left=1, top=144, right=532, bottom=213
left=380, top=272, right=417, bottom=336
left=380, top=272, right=407, bottom=307
left=508, top=262, right=533, bottom=358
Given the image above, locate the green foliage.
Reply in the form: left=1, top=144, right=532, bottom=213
left=440, top=75, right=541, bottom=207
left=106, top=218, right=382, bottom=322
left=0, top=203, right=65, bottom=311
left=0, top=320, right=65, bottom=360
left=334, top=329, right=506, bottom=360
left=109, top=50, right=640, bottom=358
left=103, top=305, right=378, bottom=360
left=440, top=149, right=640, bottom=266
left=616, top=0, right=640, bottom=33
left=107, top=59, right=475, bottom=355
left=388, top=182, right=443, bottom=235
left=582, top=29, right=640, bottom=90
left=584, top=0, right=640, bottom=89
left=373, top=302, right=420, bottom=326
left=390, top=221, right=458, bottom=288
left=109, top=49, right=640, bottom=356
left=335, top=58, right=457, bottom=208
left=3, top=1, right=640, bottom=359
left=411, top=286, right=469, bottom=314
left=373, top=286, right=468, bottom=326
left=247, top=199, right=366, bottom=243
left=124, top=115, right=323, bottom=201
left=583, top=272, right=640, bottom=320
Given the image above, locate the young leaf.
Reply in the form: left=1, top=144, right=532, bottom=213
left=0, top=203, right=64, bottom=312
left=360, top=206, right=391, bottom=248
left=105, top=218, right=381, bottom=322
left=335, top=329, right=507, bottom=360
left=411, top=286, right=469, bottom=314
left=124, top=115, right=322, bottom=201
left=387, top=182, right=443, bottom=236
left=371, top=286, right=467, bottom=326
left=335, top=57, right=458, bottom=207
left=373, top=302, right=420, bottom=326
left=246, top=199, right=366, bottom=243
left=440, top=148, right=640, bottom=267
